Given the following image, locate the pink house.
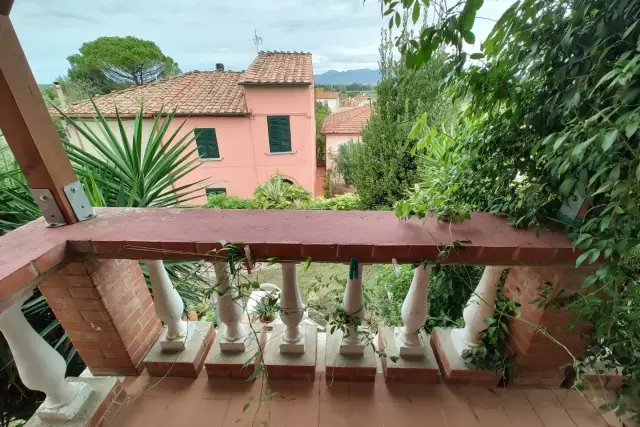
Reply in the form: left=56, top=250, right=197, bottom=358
left=321, top=105, right=371, bottom=173
left=57, top=52, right=316, bottom=203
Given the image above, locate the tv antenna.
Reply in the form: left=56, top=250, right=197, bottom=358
left=253, top=29, right=263, bottom=53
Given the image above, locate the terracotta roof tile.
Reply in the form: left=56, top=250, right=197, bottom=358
left=340, top=98, right=359, bottom=108
left=315, top=88, right=340, bottom=99
left=321, top=105, right=372, bottom=135
left=53, top=71, right=247, bottom=117
left=240, top=51, right=312, bottom=85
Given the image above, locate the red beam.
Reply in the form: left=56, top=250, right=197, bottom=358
left=0, top=208, right=580, bottom=309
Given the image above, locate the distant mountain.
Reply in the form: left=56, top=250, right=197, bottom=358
left=314, top=69, right=380, bottom=85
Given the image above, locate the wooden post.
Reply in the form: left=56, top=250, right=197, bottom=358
left=0, top=0, right=13, bottom=15
left=0, top=15, right=79, bottom=224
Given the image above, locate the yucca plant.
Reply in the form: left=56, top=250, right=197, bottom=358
left=0, top=142, right=39, bottom=235
left=0, top=102, right=214, bottom=424
left=60, top=102, right=204, bottom=207
left=57, top=101, right=210, bottom=310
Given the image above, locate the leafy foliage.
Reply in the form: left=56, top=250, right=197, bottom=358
left=252, top=292, right=280, bottom=323
left=315, top=101, right=330, bottom=166
left=1, top=101, right=214, bottom=424
left=206, top=194, right=254, bottom=210
left=0, top=142, right=39, bottom=235
left=384, top=0, right=640, bottom=415
left=333, top=140, right=361, bottom=185
left=364, top=264, right=477, bottom=330
left=205, top=186, right=361, bottom=211
left=66, top=36, right=181, bottom=93
left=353, top=30, right=457, bottom=209
left=463, top=271, right=519, bottom=380
left=395, top=114, right=475, bottom=222
left=306, top=194, right=362, bottom=211
left=59, top=101, right=203, bottom=207
left=252, top=175, right=311, bottom=210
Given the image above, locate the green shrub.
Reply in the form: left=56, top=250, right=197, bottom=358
left=335, top=140, right=361, bottom=185
left=427, top=265, right=480, bottom=331
left=365, top=264, right=479, bottom=329
left=307, top=194, right=361, bottom=211
left=206, top=194, right=254, bottom=209
left=253, top=175, right=311, bottom=210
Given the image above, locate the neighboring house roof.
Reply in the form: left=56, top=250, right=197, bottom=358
left=239, top=51, right=313, bottom=85
left=321, top=105, right=372, bottom=135
left=315, top=88, right=339, bottom=99
left=340, top=98, right=359, bottom=108
left=53, top=71, right=247, bottom=118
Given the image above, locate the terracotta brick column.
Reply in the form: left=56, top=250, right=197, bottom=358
left=39, top=259, right=162, bottom=375
left=504, top=266, right=592, bottom=387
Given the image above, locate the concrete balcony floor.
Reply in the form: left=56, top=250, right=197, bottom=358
left=110, top=370, right=620, bottom=427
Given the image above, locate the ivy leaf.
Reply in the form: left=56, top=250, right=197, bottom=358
left=622, top=19, right=639, bottom=39
left=576, top=251, right=591, bottom=267
left=592, top=181, right=612, bottom=196
left=303, top=257, right=312, bottom=272
left=395, top=12, right=401, bottom=27
left=553, top=134, right=568, bottom=152
left=412, top=2, right=420, bottom=24
left=464, top=31, right=476, bottom=44
left=601, top=129, right=618, bottom=151
left=572, top=135, right=596, bottom=157
left=559, top=177, right=575, bottom=196
left=625, top=121, right=638, bottom=138
left=470, top=53, right=485, bottom=59
left=463, top=9, right=477, bottom=31
left=247, top=363, right=264, bottom=381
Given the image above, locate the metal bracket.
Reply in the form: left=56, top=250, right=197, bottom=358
left=64, top=181, right=95, bottom=222
left=31, top=189, right=66, bottom=227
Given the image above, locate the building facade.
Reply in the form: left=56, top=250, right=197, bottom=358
left=56, top=52, right=316, bottom=203
left=320, top=105, right=371, bottom=173
left=314, top=87, right=340, bottom=112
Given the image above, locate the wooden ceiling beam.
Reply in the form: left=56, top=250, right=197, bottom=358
left=0, top=0, right=14, bottom=16
left=0, top=16, right=79, bottom=224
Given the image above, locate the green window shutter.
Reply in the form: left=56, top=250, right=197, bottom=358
left=205, top=188, right=227, bottom=195
left=267, top=116, right=292, bottom=153
left=194, top=128, right=220, bottom=159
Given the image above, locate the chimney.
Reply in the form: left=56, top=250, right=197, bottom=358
left=53, top=81, right=67, bottom=109
left=215, top=63, right=224, bottom=71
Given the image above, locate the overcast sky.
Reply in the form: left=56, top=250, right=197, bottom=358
left=11, top=0, right=515, bottom=84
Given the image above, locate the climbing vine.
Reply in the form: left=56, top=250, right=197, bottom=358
left=383, top=0, right=640, bottom=418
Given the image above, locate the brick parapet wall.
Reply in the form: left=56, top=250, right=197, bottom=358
left=504, top=266, right=593, bottom=387
left=39, top=259, right=162, bottom=375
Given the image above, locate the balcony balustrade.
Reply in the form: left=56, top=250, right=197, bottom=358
left=0, top=207, right=593, bottom=424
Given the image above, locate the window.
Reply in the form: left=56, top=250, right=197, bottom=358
left=194, top=128, right=220, bottom=159
left=267, top=116, right=292, bottom=153
left=205, top=188, right=227, bottom=196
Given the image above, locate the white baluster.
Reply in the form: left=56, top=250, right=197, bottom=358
left=0, top=291, right=91, bottom=421
left=144, top=260, right=193, bottom=351
left=214, top=261, right=248, bottom=351
left=450, top=266, right=504, bottom=356
left=340, top=261, right=365, bottom=355
left=279, top=263, right=306, bottom=353
left=394, top=264, right=433, bottom=357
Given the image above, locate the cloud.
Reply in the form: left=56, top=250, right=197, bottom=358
left=10, top=0, right=514, bottom=83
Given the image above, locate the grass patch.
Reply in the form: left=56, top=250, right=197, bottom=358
left=245, top=263, right=382, bottom=325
